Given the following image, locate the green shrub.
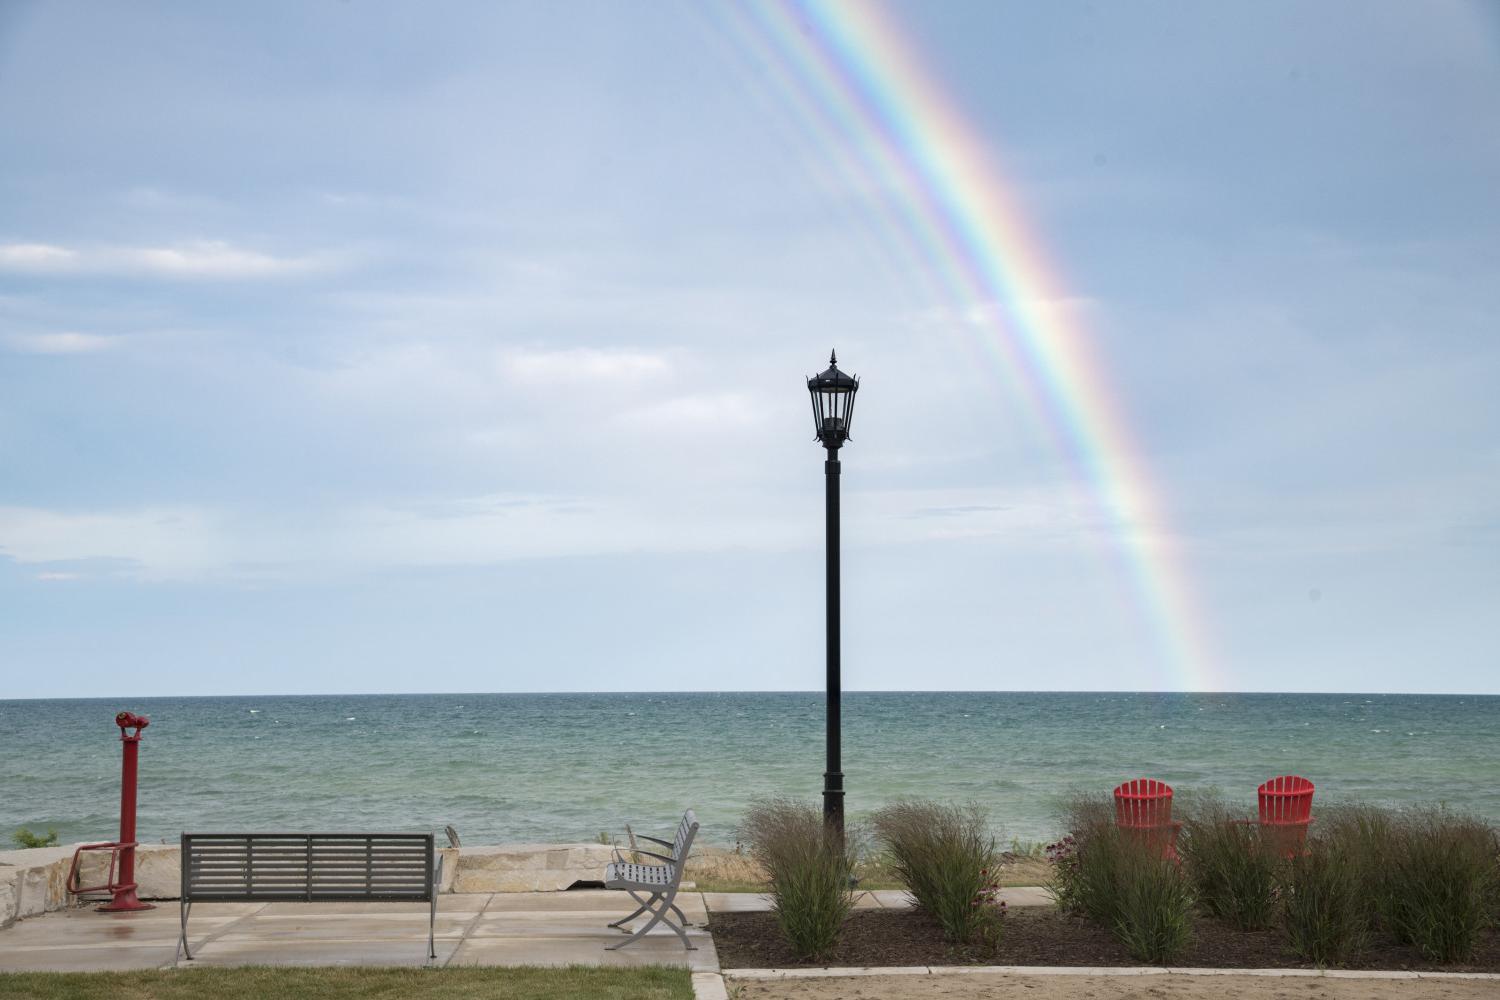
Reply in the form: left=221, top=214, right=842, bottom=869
left=1280, top=837, right=1367, bottom=964
left=1067, top=826, right=1133, bottom=926
left=1381, top=809, right=1498, bottom=963
left=1317, top=804, right=1396, bottom=931
left=740, top=799, right=856, bottom=961
left=12, top=828, right=59, bottom=849
left=1047, top=795, right=1192, bottom=963
left=1180, top=798, right=1279, bottom=930
left=1044, top=833, right=1084, bottom=914
left=1113, top=846, right=1195, bottom=963
left=1045, top=795, right=1114, bottom=920
left=1008, top=838, right=1046, bottom=858
left=872, top=800, right=1002, bottom=946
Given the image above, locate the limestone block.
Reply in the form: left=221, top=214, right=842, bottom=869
left=8, top=850, right=74, bottom=919
left=450, top=843, right=614, bottom=893
left=438, top=847, right=459, bottom=892
left=0, top=843, right=104, bottom=918
left=0, top=867, right=18, bottom=928
left=75, top=843, right=182, bottom=899
left=134, top=844, right=182, bottom=899
left=0, top=845, right=77, bottom=882
left=0, top=842, right=609, bottom=919
left=0, top=842, right=185, bottom=917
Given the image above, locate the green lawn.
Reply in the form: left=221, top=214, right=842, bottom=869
left=0, top=966, right=694, bottom=1000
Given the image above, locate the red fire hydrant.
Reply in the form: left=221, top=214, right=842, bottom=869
left=66, top=711, right=156, bottom=912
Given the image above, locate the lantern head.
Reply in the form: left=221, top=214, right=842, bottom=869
left=807, top=350, right=859, bottom=447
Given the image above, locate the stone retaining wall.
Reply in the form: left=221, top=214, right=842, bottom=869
left=0, top=841, right=615, bottom=928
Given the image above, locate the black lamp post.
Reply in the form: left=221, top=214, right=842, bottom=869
left=807, top=350, right=859, bottom=833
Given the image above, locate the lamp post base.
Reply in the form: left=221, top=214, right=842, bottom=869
left=97, top=888, right=155, bottom=912
left=823, top=771, right=845, bottom=832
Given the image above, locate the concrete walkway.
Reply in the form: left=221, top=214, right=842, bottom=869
left=0, top=887, right=1053, bottom=974
left=0, top=890, right=716, bottom=973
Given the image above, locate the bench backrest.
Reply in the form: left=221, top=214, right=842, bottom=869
left=1113, top=777, right=1174, bottom=829
left=670, top=810, right=699, bottom=863
left=182, top=833, right=435, bottom=903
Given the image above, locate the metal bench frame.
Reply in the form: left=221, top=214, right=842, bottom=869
left=603, top=809, right=698, bottom=951
left=178, top=833, right=441, bottom=963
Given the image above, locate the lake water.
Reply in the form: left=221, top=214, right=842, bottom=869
left=2, top=692, right=1495, bottom=848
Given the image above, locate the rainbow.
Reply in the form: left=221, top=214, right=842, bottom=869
left=718, top=1, right=1223, bottom=690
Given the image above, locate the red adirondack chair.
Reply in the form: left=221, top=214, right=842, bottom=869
left=1113, top=777, right=1182, bottom=860
left=1256, top=775, right=1314, bottom=856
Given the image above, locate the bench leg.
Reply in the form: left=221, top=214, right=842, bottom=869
left=429, top=894, right=436, bottom=961
left=609, top=893, right=657, bottom=929
left=176, top=900, right=193, bottom=963
left=605, top=886, right=695, bottom=951
left=610, top=889, right=691, bottom=932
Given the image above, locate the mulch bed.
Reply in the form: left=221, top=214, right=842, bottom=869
left=711, top=908, right=1500, bottom=973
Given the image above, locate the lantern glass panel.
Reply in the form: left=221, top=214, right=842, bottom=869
left=807, top=352, right=859, bottom=444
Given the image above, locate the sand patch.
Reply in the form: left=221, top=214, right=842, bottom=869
left=686, top=846, right=767, bottom=887
left=729, top=972, right=1497, bottom=1000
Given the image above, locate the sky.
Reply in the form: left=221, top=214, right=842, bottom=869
left=1, top=1, right=1497, bottom=698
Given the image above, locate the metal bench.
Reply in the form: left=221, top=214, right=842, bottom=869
left=603, top=809, right=698, bottom=951
left=178, top=833, right=441, bottom=963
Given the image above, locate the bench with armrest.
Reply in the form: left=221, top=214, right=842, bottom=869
left=603, top=809, right=698, bottom=951
left=177, top=832, right=441, bottom=963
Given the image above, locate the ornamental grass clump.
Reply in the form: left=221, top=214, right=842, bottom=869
left=1280, top=836, right=1368, bottom=964
left=1380, top=809, right=1498, bottom=963
left=1112, top=844, right=1195, bottom=964
left=739, top=798, right=856, bottom=961
left=1180, top=798, right=1280, bottom=930
left=1047, top=795, right=1193, bottom=963
left=1046, top=795, right=1122, bottom=923
left=873, top=800, right=1003, bottom=946
left=1318, top=803, right=1397, bottom=930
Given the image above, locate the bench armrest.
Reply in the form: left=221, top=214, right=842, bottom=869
left=614, top=845, right=675, bottom=865
left=634, top=834, right=674, bottom=849
left=615, top=848, right=676, bottom=866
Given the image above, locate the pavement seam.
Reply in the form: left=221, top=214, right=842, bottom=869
left=721, top=966, right=1500, bottom=981
left=162, top=902, right=269, bottom=970
left=691, top=971, right=730, bottom=1000
left=441, top=892, right=492, bottom=967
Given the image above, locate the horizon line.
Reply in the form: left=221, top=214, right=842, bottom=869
left=3, top=688, right=1495, bottom=703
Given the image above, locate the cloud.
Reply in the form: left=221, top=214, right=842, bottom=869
left=613, top=391, right=768, bottom=434
left=0, top=240, right=326, bottom=279
left=903, top=503, right=1013, bottom=519
left=0, top=506, right=225, bottom=580
left=2, top=331, right=114, bottom=354
left=0, top=243, right=78, bottom=270
left=0, top=485, right=1126, bottom=583
left=115, top=241, right=314, bottom=278
left=0, top=498, right=801, bottom=579
left=904, top=297, right=1098, bottom=331
left=501, top=347, right=671, bottom=384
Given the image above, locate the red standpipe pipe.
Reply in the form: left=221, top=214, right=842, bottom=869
left=97, top=711, right=154, bottom=912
